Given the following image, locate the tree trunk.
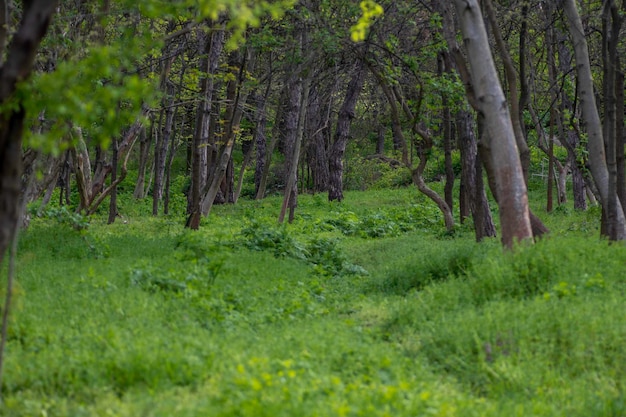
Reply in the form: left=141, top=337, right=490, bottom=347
left=306, top=84, right=330, bottom=193
left=107, top=138, right=118, bottom=224
left=563, top=0, right=626, bottom=239
left=440, top=53, right=455, bottom=212
left=0, top=1, right=58, bottom=397
left=457, top=110, right=496, bottom=241
left=153, top=84, right=176, bottom=215
left=199, top=49, right=253, bottom=217
left=616, top=64, right=625, bottom=215
left=133, top=124, right=150, bottom=199
left=234, top=138, right=254, bottom=204
left=602, top=0, right=623, bottom=239
left=254, top=91, right=267, bottom=196
left=186, top=26, right=224, bottom=229
left=328, top=60, right=367, bottom=202
left=483, top=0, right=531, bottom=182
left=454, top=0, right=533, bottom=248
left=253, top=75, right=272, bottom=197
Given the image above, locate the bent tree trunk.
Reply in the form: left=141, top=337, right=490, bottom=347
left=453, top=0, right=532, bottom=248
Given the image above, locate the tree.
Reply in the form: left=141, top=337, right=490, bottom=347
left=186, top=24, right=225, bottom=229
left=0, top=0, right=59, bottom=399
left=563, top=0, right=626, bottom=240
left=453, top=0, right=533, bottom=248
left=0, top=0, right=58, bottom=266
left=328, top=58, right=367, bottom=202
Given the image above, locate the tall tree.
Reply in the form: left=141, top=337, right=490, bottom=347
left=563, top=0, right=626, bottom=240
left=328, top=58, right=367, bottom=202
left=453, top=0, right=533, bottom=248
left=186, top=25, right=225, bottom=229
left=0, top=0, right=58, bottom=265
left=0, top=0, right=59, bottom=399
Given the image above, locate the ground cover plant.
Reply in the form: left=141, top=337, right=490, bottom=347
left=1, top=186, right=625, bottom=416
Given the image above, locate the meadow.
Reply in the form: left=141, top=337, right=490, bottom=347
left=2, top=183, right=626, bottom=416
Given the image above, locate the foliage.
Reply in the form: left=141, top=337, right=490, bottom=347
left=344, top=156, right=412, bottom=191
left=37, top=206, right=90, bottom=231
left=130, top=232, right=225, bottom=295
left=235, top=219, right=366, bottom=277
left=4, top=188, right=626, bottom=416
left=315, top=203, right=442, bottom=238
left=350, top=0, right=384, bottom=42
left=22, top=29, right=158, bottom=153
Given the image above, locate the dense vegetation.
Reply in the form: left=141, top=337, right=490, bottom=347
left=2, top=177, right=625, bottom=416
left=0, top=1, right=625, bottom=415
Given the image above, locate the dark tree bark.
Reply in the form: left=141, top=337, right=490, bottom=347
left=153, top=89, right=175, bottom=215
left=616, top=63, right=625, bottom=215
left=601, top=0, right=623, bottom=239
left=153, top=39, right=180, bottom=215
left=252, top=75, right=272, bottom=197
left=254, top=90, right=267, bottom=196
left=0, top=0, right=58, bottom=398
left=0, top=1, right=58, bottom=264
left=306, top=84, right=330, bottom=193
left=133, top=124, right=151, bottom=199
left=199, top=48, right=253, bottom=217
left=457, top=110, right=496, bottom=241
left=186, top=26, right=225, bottom=229
left=280, top=76, right=310, bottom=223
left=328, top=60, right=367, bottom=202
left=278, top=74, right=302, bottom=218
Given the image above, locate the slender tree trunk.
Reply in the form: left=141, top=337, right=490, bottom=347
left=186, top=27, right=224, bottom=229
left=234, top=139, right=254, bottom=204
left=0, top=0, right=58, bottom=398
left=254, top=91, right=267, bottom=196
left=547, top=112, right=555, bottom=213
left=133, top=125, right=150, bottom=198
left=454, top=0, right=532, bottom=248
left=563, top=0, right=626, bottom=239
left=440, top=54, right=455, bottom=211
left=483, top=0, right=530, bottom=182
left=602, top=0, right=623, bottom=239
left=199, top=49, right=253, bottom=217
left=552, top=21, right=587, bottom=209
left=153, top=85, right=175, bottom=215
left=253, top=73, right=272, bottom=197
left=255, top=107, right=282, bottom=200
left=457, top=110, right=496, bottom=240
left=616, top=64, right=625, bottom=215
left=107, top=138, right=118, bottom=224
left=280, top=77, right=310, bottom=223
left=277, top=74, right=302, bottom=217
left=306, top=84, right=330, bottom=193
left=328, top=60, right=367, bottom=202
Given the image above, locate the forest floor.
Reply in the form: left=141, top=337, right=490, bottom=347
left=2, top=185, right=625, bottom=416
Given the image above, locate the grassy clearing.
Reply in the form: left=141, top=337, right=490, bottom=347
left=1, top=186, right=625, bottom=416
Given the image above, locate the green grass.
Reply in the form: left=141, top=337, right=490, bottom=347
left=1, top=186, right=625, bottom=416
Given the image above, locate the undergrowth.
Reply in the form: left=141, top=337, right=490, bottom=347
left=3, top=188, right=625, bottom=416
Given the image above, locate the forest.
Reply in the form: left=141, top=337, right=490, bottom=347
left=0, top=0, right=625, bottom=415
